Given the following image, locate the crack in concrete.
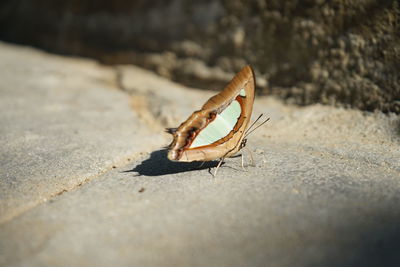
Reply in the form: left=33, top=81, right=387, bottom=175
left=114, top=66, right=126, bottom=91
left=112, top=66, right=167, bottom=131
left=0, top=152, right=146, bottom=226
left=0, top=65, right=167, bottom=226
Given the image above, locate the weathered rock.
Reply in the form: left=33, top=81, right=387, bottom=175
left=1, top=0, right=399, bottom=113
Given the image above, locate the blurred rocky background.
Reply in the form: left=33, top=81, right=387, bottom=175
left=1, top=0, right=399, bottom=113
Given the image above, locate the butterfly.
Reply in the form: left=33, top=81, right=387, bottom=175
left=166, top=65, right=268, bottom=176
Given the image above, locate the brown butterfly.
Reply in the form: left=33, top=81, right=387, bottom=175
left=166, top=65, right=268, bottom=176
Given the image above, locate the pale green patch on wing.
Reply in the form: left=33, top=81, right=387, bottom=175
left=190, top=100, right=241, bottom=148
left=239, top=88, right=246, bottom=96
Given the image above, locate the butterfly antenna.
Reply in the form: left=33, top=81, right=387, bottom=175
left=245, top=114, right=264, bottom=134
left=244, top=116, right=270, bottom=138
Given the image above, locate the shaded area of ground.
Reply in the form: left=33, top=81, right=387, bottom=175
left=127, top=149, right=220, bottom=176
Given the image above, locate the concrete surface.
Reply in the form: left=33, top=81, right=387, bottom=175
left=0, top=43, right=164, bottom=224
left=0, top=42, right=399, bottom=267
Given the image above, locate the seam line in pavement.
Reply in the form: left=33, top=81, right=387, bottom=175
left=0, top=152, right=146, bottom=226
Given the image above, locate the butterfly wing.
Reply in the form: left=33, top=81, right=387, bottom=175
left=167, top=65, right=255, bottom=162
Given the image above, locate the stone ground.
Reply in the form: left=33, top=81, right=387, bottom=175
left=0, top=42, right=399, bottom=267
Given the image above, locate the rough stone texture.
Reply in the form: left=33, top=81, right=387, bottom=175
left=1, top=43, right=400, bottom=266
left=0, top=0, right=399, bottom=113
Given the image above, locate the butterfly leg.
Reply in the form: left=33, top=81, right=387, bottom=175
left=241, top=153, right=247, bottom=172
left=245, top=146, right=255, bottom=167
left=213, top=158, right=225, bottom=177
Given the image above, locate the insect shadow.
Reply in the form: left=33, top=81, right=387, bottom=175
left=124, top=149, right=220, bottom=176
